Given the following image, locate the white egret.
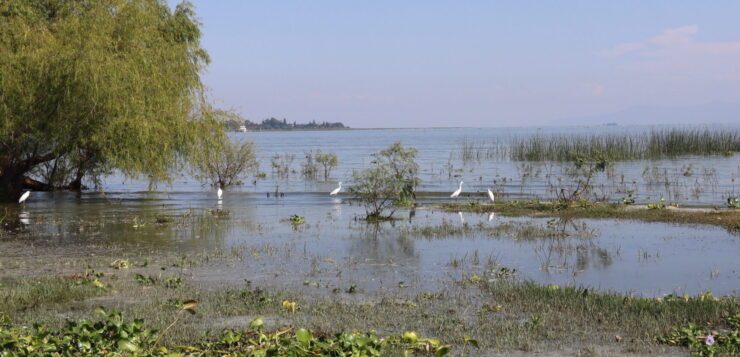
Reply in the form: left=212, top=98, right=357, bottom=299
left=19, top=211, right=30, bottom=225
left=450, top=181, right=463, bottom=198
left=217, top=187, right=223, bottom=200
left=330, top=182, right=342, bottom=195
left=487, top=189, right=495, bottom=203
left=18, top=190, right=30, bottom=204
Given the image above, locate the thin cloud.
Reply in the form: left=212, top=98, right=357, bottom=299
left=596, top=42, right=646, bottom=57
left=597, top=25, right=740, bottom=79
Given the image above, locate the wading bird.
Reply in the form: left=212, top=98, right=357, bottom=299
left=18, top=190, right=30, bottom=205
left=330, top=182, right=342, bottom=195
left=217, top=187, right=223, bottom=200
left=450, top=181, right=463, bottom=198
left=487, top=189, right=495, bottom=203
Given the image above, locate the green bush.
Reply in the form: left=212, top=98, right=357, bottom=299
left=0, top=309, right=451, bottom=356
left=349, top=142, right=420, bottom=220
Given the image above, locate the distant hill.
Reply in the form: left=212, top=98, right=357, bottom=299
left=556, top=102, right=740, bottom=126
left=226, top=118, right=348, bottom=131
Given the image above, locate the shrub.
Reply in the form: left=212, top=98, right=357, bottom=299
left=349, top=142, right=419, bottom=220
left=192, top=138, right=259, bottom=188
left=315, top=150, right=339, bottom=180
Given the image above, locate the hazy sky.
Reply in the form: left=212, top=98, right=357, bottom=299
left=173, top=1, right=740, bottom=128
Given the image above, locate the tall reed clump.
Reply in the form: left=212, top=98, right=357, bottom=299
left=510, top=128, right=740, bottom=161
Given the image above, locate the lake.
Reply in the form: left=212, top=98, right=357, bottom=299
left=3, top=125, right=739, bottom=297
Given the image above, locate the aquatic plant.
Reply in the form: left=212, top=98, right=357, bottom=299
left=658, top=312, right=739, bottom=356
left=271, top=153, right=295, bottom=178
left=301, top=150, right=319, bottom=179
left=726, top=196, right=740, bottom=209
left=349, top=142, right=420, bottom=220
left=510, top=128, right=740, bottom=162
left=316, top=150, right=339, bottom=180
left=288, top=214, right=305, bottom=226
left=301, top=150, right=339, bottom=180
left=555, top=153, right=611, bottom=207
left=0, top=307, right=451, bottom=356
left=621, top=190, right=636, bottom=204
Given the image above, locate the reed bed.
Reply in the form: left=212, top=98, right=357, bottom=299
left=510, top=128, right=740, bottom=161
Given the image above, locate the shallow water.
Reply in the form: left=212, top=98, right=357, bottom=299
left=80, top=125, right=740, bottom=207
left=4, top=125, right=740, bottom=297
left=5, top=188, right=739, bottom=297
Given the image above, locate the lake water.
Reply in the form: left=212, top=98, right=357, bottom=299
left=2, top=125, right=739, bottom=297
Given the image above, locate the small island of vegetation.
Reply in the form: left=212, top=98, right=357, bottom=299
left=226, top=118, right=348, bottom=132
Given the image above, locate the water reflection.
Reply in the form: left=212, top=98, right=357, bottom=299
left=1, top=192, right=738, bottom=296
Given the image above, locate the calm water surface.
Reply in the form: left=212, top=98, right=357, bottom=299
left=3, top=126, right=739, bottom=297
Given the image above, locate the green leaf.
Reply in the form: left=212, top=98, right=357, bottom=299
left=117, top=339, right=138, bottom=352
left=434, top=346, right=451, bottom=356
left=295, top=328, right=311, bottom=346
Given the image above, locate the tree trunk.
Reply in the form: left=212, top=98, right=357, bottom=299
left=67, top=170, right=86, bottom=191
left=23, top=176, right=54, bottom=191
left=0, top=166, right=26, bottom=203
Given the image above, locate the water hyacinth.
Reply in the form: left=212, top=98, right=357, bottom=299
left=705, top=334, right=715, bottom=346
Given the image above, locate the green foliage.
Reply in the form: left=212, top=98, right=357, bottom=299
left=349, top=142, right=420, bottom=220
left=244, top=118, right=346, bottom=131
left=300, top=149, right=337, bottom=180
left=0, top=307, right=157, bottom=355
left=134, top=273, right=155, bottom=286
left=301, top=151, right=319, bottom=179
left=271, top=153, right=295, bottom=178
left=726, top=196, right=740, bottom=209
left=0, top=0, right=221, bottom=200
left=511, top=128, right=740, bottom=162
left=289, top=214, right=305, bottom=226
left=658, top=312, right=739, bottom=356
left=621, top=190, right=636, bottom=205
left=315, top=150, right=339, bottom=180
left=189, top=321, right=451, bottom=356
left=0, top=309, right=451, bottom=356
left=556, top=153, right=611, bottom=206
left=191, top=119, right=259, bottom=188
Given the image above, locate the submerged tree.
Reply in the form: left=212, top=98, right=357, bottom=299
left=315, top=150, right=339, bottom=180
left=302, top=149, right=338, bottom=180
left=191, top=112, right=259, bottom=188
left=349, top=142, right=419, bottom=220
left=0, top=0, right=220, bottom=201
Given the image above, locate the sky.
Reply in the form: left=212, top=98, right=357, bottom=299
left=171, top=1, right=740, bottom=128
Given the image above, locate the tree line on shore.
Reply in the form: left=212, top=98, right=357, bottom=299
left=225, top=118, right=347, bottom=131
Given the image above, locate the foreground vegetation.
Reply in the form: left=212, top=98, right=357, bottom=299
left=0, top=250, right=737, bottom=356
left=510, top=128, right=740, bottom=161
left=439, top=200, right=740, bottom=233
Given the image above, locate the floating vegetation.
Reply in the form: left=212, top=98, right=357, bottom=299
left=401, top=218, right=595, bottom=240
left=288, top=214, right=305, bottom=226
left=658, top=312, right=739, bottom=356
left=510, top=128, right=740, bottom=161
left=0, top=308, right=451, bottom=356
left=726, top=196, right=740, bottom=209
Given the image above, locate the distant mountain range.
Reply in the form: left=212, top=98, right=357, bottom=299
left=556, top=102, right=740, bottom=126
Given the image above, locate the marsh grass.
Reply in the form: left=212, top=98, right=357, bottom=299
left=440, top=201, right=740, bottom=233
left=510, top=128, right=740, bottom=161
left=400, top=219, right=594, bottom=240
left=2, top=266, right=736, bottom=355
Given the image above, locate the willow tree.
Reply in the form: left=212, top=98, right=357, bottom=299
left=0, top=0, right=221, bottom=201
